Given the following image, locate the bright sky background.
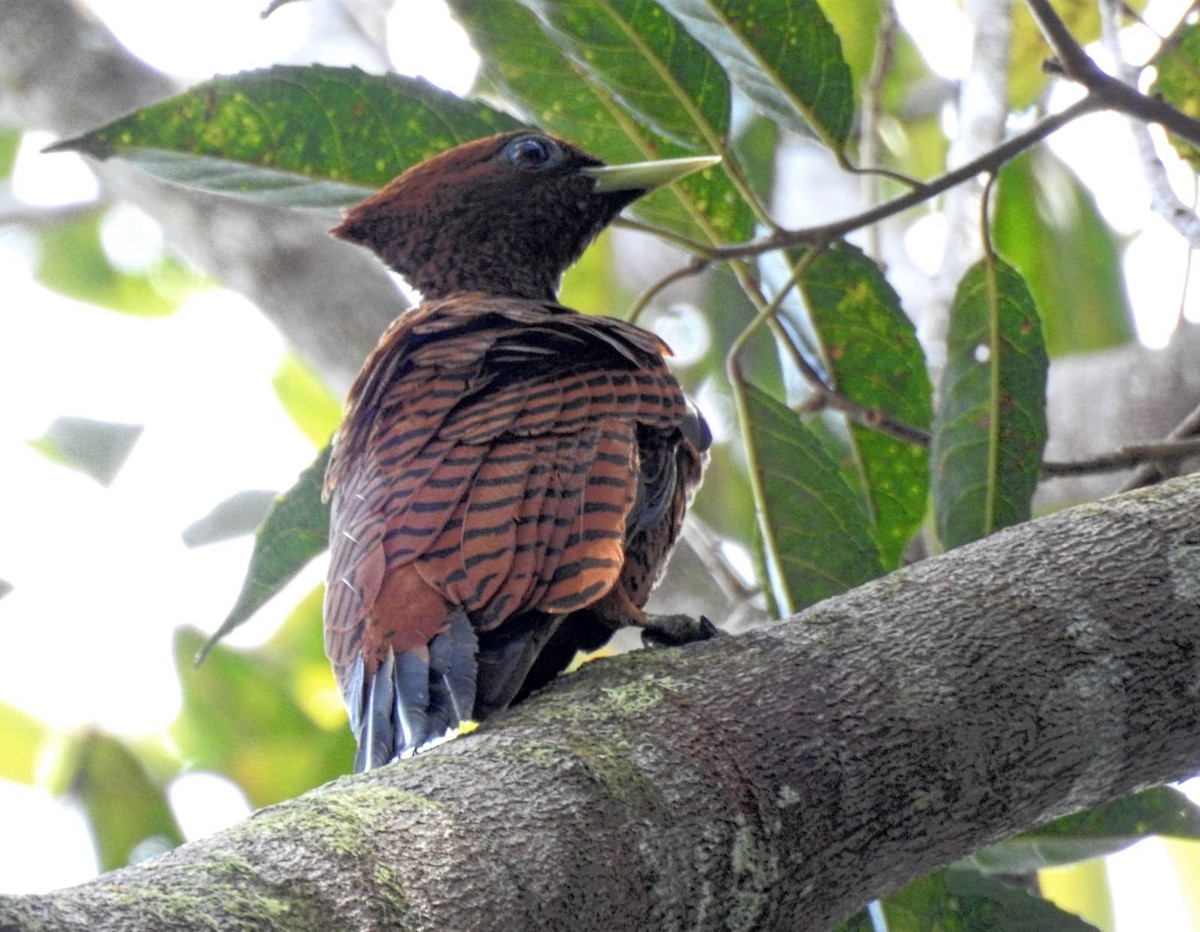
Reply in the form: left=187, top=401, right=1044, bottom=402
left=1, top=1, right=1198, bottom=927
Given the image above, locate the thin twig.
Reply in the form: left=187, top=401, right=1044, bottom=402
left=1043, top=438, right=1200, bottom=476
left=1119, top=399, right=1200, bottom=490
left=710, top=96, right=1100, bottom=262
left=0, top=198, right=98, bottom=228
left=624, top=256, right=711, bottom=324
left=859, top=0, right=901, bottom=259
left=1097, top=0, right=1200, bottom=247
left=1026, top=0, right=1200, bottom=145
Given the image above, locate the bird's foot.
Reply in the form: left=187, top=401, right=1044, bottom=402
left=640, top=613, right=722, bottom=649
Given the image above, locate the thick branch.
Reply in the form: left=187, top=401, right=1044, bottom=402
left=5, top=474, right=1200, bottom=931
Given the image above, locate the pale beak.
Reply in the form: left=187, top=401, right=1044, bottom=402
left=582, top=154, right=722, bottom=193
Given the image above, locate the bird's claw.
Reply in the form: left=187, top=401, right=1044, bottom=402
left=640, top=613, right=722, bottom=649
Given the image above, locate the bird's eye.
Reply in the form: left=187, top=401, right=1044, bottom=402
left=503, top=135, right=560, bottom=169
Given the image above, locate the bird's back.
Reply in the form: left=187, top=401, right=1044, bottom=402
left=324, top=294, right=706, bottom=769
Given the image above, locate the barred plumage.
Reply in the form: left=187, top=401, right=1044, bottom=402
left=325, top=132, right=716, bottom=769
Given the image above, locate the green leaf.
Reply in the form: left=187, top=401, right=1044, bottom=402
left=660, top=0, right=854, bottom=147
left=1011, top=0, right=1147, bottom=109
left=51, top=66, right=524, bottom=208
left=272, top=352, right=343, bottom=447
left=28, top=416, right=143, bottom=486
left=994, top=151, right=1134, bottom=357
left=63, top=732, right=183, bottom=872
left=35, top=208, right=192, bottom=316
left=0, top=128, right=21, bottom=179
left=740, top=382, right=883, bottom=614
left=930, top=257, right=1048, bottom=550
left=818, top=0, right=882, bottom=95
left=969, top=787, right=1200, bottom=873
left=519, top=0, right=730, bottom=148
left=775, top=243, right=931, bottom=569
left=0, top=700, right=51, bottom=785
left=1150, top=21, right=1200, bottom=167
left=182, top=490, right=279, bottom=548
left=201, top=446, right=331, bottom=661
left=174, top=621, right=354, bottom=806
left=452, top=0, right=751, bottom=242
left=851, top=869, right=1098, bottom=931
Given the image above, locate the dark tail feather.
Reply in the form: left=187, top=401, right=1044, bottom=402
left=355, top=650, right=397, bottom=772
left=512, top=610, right=615, bottom=705
left=474, top=611, right=563, bottom=718
left=353, top=648, right=429, bottom=772
left=353, top=608, right=480, bottom=772
left=425, top=607, right=478, bottom=743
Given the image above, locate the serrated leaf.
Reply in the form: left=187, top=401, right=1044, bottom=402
left=51, top=66, right=523, bottom=208
left=182, top=489, right=279, bottom=548
left=28, top=417, right=143, bottom=486
left=65, top=731, right=183, bottom=872
left=931, top=258, right=1048, bottom=550
left=272, top=352, right=342, bottom=447
left=452, top=0, right=751, bottom=242
left=968, top=786, right=1200, bottom=873
left=1151, top=22, right=1200, bottom=168
left=994, top=151, right=1134, bottom=357
left=741, top=382, right=883, bottom=614
left=0, top=700, right=50, bottom=785
left=840, top=869, right=1098, bottom=932
left=773, top=243, right=931, bottom=569
left=200, top=446, right=331, bottom=661
left=661, top=0, right=854, bottom=147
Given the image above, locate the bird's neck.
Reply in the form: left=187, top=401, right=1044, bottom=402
left=410, top=263, right=560, bottom=303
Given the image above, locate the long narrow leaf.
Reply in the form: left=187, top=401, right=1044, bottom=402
left=519, top=0, right=731, bottom=149
left=741, top=383, right=883, bottom=614
left=770, top=244, right=931, bottom=569
left=200, top=446, right=331, bottom=662
left=51, top=66, right=523, bottom=208
left=452, top=0, right=749, bottom=241
left=931, top=257, right=1048, bottom=549
left=844, top=869, right=1098, bottom=931
left=660, top=0, right=854, bottom=147
left=994, top=151, right=1134, bottom=356
left=968, top=786, right=1200, bottom=873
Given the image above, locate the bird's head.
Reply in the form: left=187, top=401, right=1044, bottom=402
left=333, top=131, right=719, bottom=301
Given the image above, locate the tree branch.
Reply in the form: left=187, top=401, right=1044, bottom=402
left=5, top=473, right=1200, bottom=930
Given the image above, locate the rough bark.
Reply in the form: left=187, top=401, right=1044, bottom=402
left=3, top=473, right=1199, bottom=931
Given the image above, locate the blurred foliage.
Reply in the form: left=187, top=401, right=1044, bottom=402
left=27, top=416, right=143, bottom=486
left=12, top=0, right=1200, bottom=925
left=175, top=591, right=354, bottom=808
left=272, top=351, right=343, bottom=447
left=33, top=208, right=198, bottom=317
left=0, top=701, right=49, bottom=785
left=1152, top=20, right=1200, bottom=168
left=994, top=150, right=1135, bottom=357
left=53, top=732, right=185, bottom=873
left=0, top=127, right=21, bottom=178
